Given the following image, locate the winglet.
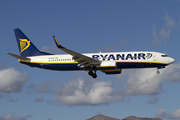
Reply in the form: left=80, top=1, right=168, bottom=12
left=53, top=36, right=63, bottom=48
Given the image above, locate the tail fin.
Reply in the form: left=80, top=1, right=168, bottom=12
left=14, top=28, right=52, bottom=57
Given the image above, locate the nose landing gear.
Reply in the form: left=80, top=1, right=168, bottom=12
left=88, top=70, right=97, bottom=78
left=156, top=69, right=160, bottom=74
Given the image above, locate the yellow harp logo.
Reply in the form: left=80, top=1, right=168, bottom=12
left=19, top=39, right=31, bottom=53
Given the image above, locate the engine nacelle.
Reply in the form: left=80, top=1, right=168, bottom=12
left=102, top=69, right=122, bottom=74
left=100, top=61, right=121, bottom=74
left=100, top=61, right=117, bottom=70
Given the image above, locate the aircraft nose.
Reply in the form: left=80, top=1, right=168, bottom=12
left=168, top=57, right=175, bottom=64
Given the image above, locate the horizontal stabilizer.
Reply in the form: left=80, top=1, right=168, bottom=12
left=7, top=53, right=30, bottom=60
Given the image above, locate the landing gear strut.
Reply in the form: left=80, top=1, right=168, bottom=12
left=88, top=70, right=97, bottom=78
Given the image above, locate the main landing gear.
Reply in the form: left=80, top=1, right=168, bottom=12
left=88, top=71, right=97, bottom=78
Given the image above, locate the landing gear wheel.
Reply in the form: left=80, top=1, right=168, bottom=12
left=88, top=70, right=97, bottom=78
left=92, top=73, right=97, bottom=78
left=156, top=70, right=160, bottom=74
left=88, top=71, right=93, bottom=76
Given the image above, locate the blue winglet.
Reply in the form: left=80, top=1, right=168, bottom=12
left=53, top=36, right=63, bottom=48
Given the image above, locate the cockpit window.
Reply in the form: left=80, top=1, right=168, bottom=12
left=161, top=55, right=168, bottom=57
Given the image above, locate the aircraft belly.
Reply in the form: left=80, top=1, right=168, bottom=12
left=20, top=61, right=81, bottom=71
left=116, top=61, right=167, bottom=69
left=43, top=63, right=81, bottom=70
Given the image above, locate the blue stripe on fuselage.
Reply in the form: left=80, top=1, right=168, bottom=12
left=116, top=61, right=168, bottom=68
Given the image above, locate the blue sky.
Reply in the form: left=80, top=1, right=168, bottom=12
left=1, top=0, right=180, bottom=120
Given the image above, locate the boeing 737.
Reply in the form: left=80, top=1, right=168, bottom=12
left=7, top=28, right=175, bottom=78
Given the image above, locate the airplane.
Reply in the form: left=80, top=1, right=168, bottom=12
left=7, top=28, right=175, bottom=78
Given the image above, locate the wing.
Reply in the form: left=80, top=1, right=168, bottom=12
left=53, top=36, right=101, bottom=68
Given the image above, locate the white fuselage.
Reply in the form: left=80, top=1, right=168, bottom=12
left=20, top=51, right=174, bottom=71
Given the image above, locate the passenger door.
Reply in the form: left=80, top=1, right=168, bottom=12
left=153, top=53, right=157, bottom=61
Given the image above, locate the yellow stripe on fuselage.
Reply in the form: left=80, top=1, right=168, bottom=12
left=101, top=65, right=116, bottom=67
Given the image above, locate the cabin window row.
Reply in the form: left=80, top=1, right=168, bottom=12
left=48, top=59, right=73, bottom=61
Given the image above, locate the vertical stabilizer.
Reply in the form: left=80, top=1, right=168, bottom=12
left=14, top=28, right=52, bottom=57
